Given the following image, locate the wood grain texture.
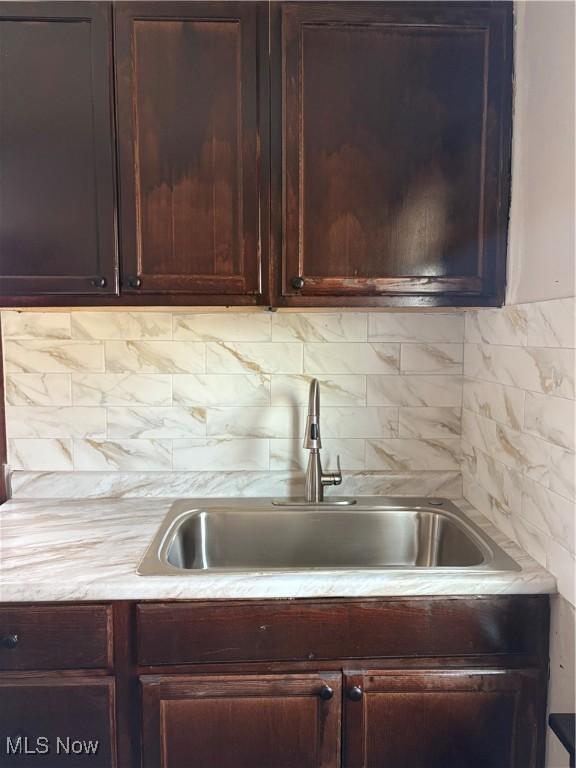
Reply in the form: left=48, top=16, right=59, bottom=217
left=343, top=668, right=546, bottom=768
left=273, top=1, right=513, bottom=307
left=141, top=673, right=341, bottom=768
left=0, top=1, right=513, bottom=309
left=137, top=597, right=548, bottom=667
left=115, top=2, right=268, bottom=300
left=0, top=604, right=113, bottom=671
left=112, top=602, right=138, bottom=768
left=0, top=597, right=550, bottom=768
left=0, top=675, right=116, bottom=767
left=0, top=2, right=118, bottom=299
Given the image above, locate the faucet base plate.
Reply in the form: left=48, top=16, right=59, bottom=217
left=271, top=497, right=357, bottom=506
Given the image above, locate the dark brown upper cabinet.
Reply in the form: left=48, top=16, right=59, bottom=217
left=0, top=1, right=512, bottom=309
left=0, top=2, right=118, bottom=300
left=115, top=2, right=269, bottom=303
left=272, top=1, right=513, bottom=307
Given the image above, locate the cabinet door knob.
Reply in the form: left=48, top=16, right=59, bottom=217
left=90, top=276, right=107, bottom=288
left=291, top=276, right=305, bottom=290
left=126, top=276, right=142, bottom=289
left=1, top=634, right=18, bottom=649
left=348, top=685, right=363, bottom=701
left=319, top=684, right=334, bottom=701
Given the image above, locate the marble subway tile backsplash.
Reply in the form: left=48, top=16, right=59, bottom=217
left=5, top=297, right=573, bottom=587
left=271, top=374, right=366, bottom=407
left=400, top=343, right=463, bottom=374
left=461, top=297, right=575, bottom=606
left=273, top=313, right=367, bottom=343
left=71, top=373, right=172, bottom=406
left=3, top=312, right=73, bottom=340
left=174, top=312, right=272, bottom=342
left=464, top=341, right=575, bottom=399
left=303, top=342, right=400, bottom=374
left=5, top=373, right=72, bottom=407
left=4, top=340, right=104, bottom=373
left=9, top=469, right=463, bottom=501
left=106, top=406, right=206, bottom=439
left=105, top=340, right=205, bottom=373
left=70, top=312, right=172, bottom=340
left=366, top=374, right=462, bottom=407
left=2, top=310, right=464, bottom=482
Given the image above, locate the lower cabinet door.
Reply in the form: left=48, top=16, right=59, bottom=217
left=140, top=673, right=341, bottom=768
left=343, top=669, right=544, bottom=768
left=0, top=676, right=116, bottom=767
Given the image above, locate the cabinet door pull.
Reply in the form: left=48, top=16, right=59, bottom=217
left=90, top=276, right=107, bottom=288
left=1, top=634, right=18, bottom=649
left=319, top=684, right=334, bottom=701
left=347, top=685, right=363, bottom=701
left=126, top=276, right=142, bottom=289
left=291, top=276, right=305, bottom=290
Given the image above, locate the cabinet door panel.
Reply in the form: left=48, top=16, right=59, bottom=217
left=343, top=669, right=545, bottom=768
left=115, top=2, right=267, bottom=299
left=0, top=2, right=117, bottom=298
left=0, top=676, right=116, bottom=767
left=141, top=673, right=341, bottom=768
left=275, top=2, right=512, bottom=306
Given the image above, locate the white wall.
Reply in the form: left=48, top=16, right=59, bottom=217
left=507, top=0, right=576, bottom=304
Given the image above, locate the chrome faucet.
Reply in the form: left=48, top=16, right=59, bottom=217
left=304, top=379, right=342, bottom=502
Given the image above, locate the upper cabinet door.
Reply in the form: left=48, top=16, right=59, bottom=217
left=115, top=2, right=268, bottom=301
left=0, top=2, right=117, bottom=298
left=274, top=2, right=513, bottom=307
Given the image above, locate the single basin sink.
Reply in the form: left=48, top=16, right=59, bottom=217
left=138, top=497, right=520, bottom=575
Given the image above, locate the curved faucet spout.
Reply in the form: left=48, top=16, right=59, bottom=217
left=303, top=378, right=342, bottom=502
left=308, top=378, right=320, bottom=418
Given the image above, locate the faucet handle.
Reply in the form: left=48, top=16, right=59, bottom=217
left=334, top=455, right=343, bottom=485
left=322, top=455, right=342, bottom=488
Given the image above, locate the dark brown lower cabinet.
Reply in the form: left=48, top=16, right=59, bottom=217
left=0, top=597, right=549, bottom=768
left=140, top=673, right=341, bottom=768
left=137, top=668, right=543, bottom=768
left=343, top=669, right=543, bottom=768
left=0, top=677, right=116, bottom=767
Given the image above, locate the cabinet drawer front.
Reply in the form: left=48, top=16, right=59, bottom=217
left=0, top=605, right=112, bottom=671
left=0, top=676, right=116, bottom=768
left=137, top=597, right=547, bottom=666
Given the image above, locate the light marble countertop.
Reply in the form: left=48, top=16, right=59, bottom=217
left=0, top=497, right=556, bottom=602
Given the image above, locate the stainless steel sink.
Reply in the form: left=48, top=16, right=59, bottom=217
left=138, top=497, right=520, bottom=575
